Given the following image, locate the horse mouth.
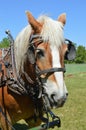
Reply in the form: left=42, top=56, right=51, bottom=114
left=42, top=94, right=67, bottom=109
left=50, top=99, right=66, bottom=109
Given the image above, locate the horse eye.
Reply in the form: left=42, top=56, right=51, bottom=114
left=36, top=49, right=44, bottom=58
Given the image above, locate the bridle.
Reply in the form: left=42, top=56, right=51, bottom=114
left=17, top=33, right=66, bottom=99
left=4, top=31, right=66, bottom=103
left=27, top=34, right=66, bottom=98
left=28, top=34, right=66, bottom=128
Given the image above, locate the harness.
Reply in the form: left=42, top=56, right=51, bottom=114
left=0, top=30, right=66, bottom=129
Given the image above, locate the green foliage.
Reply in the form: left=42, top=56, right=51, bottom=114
left=0, top=38, right=10, bottom=48
left=75, top=45, right=86, bottom=63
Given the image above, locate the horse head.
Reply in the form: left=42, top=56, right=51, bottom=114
left=15, top=11, right=75, bottom=109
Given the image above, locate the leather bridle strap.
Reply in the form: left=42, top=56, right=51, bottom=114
left=37, top=67, right=66, bottom=77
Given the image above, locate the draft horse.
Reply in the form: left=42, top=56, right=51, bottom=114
left=0, top=11, right=76, bottom=130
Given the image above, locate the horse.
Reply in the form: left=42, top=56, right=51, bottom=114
left=0, top=11, right=76, bottom=130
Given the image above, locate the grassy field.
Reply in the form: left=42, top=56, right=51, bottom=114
left=1, top=64, right=86, bottom=130
left=51, top=64, right=86, bottom=130
left=65, top=64, right=86, bottom=74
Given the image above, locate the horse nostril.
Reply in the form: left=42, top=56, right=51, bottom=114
left=51, top=94, right=56, bottom=99
left=66, top=93, right=68, bottom=96
left=51, top=93, right=58, bottom=103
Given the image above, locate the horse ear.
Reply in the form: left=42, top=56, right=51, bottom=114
left=57, top=13, right=66, bottom=25
left=25, top=11, right=42, bottom=33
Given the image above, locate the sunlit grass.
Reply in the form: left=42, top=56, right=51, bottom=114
left=65, top=64, right=86, bottom=74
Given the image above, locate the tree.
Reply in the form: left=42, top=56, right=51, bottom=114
left=0, top=38, right=10, bottom=48
left=75, top=45, right=86, bottom=63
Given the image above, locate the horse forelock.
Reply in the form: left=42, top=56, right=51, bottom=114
left=37, top=15, right=65, bottom=48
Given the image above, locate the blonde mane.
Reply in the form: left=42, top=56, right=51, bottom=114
left=14, top=15, right=65, bottom=74
left=38, top=15, right=64, bottom=47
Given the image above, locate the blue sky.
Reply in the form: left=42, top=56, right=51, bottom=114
left=0, top=0, right=86, bottom=47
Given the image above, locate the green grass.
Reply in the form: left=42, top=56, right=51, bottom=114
left=65, top=64, right=86, bottom=74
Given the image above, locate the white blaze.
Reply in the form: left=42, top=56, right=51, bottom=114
left=51, top=46, right=64, bottom=97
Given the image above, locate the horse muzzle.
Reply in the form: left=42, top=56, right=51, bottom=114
left=42, top=93, right=68, bottom=109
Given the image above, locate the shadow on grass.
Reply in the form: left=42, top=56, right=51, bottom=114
left=0, top=123, right=29, bottom=130
left=14, top=123, right=29, bottom=130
